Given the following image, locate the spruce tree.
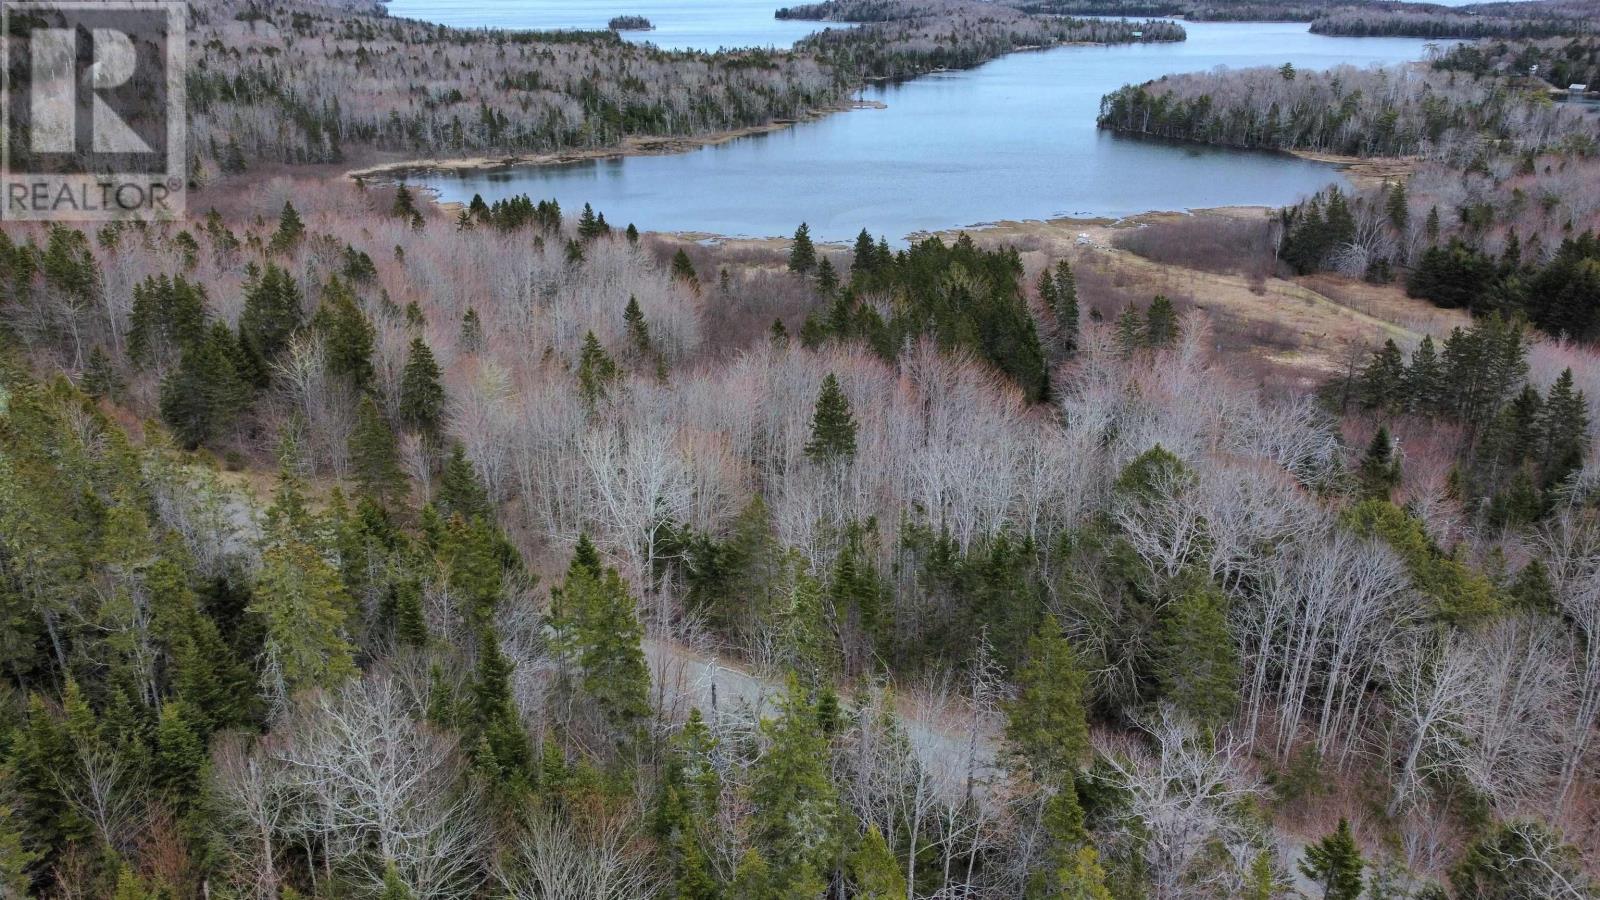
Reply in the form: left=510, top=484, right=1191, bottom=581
left=729, top=849, right=774, bottom=900
left=1404, top=335, right=1443, bottom=412
left=1037, top=267, right=1058, bottom=311
left=1154, top=577, right=1239, bottom=729
left=624, top=295, right=653, bottom=358
left=437, top=442, right=492, bottom=520
left=789, top=222, right=816, bottom=275
left=1145, top=294, right=1179, bottom=349
left=239, top=263, right=304, bottom=368
left=548, top=550, right=652, bottom=736
left=269, top=201, right=305, bottom=254
left=577, top=331, right=619, bottom=407
left=460, top=307, right=485, bottom=353
left=671, top=249, right=698, bottom=285
left=1005, top=621, right=1091, bottom=785
left=1300, top=818, right=1364, bottom=900
left=1114, top=306, right=1144, bottom=357
left=804, top=373, right=857, bottom=463
left=852, top=228, right=879, bottom=282
left=1358, top=425, right=1402, bottom=500
left=749, top=677, right=839, bottom=895
left=1538, top=368, right=1589, bottom=486
left=83, top=345, right=120, bottom=399
left=851, top=825, right=908, bottom=900
left=1387, top=179, right=1409, bottom=233
left=159, top=324, right=249, bottom=449
left=349, top=395, right=403, bottom=505
left=1358, top=340, right=1407, bottom=411
left=313, top=280, right=375, bottom=390
left=398, top=337, right=445, bottom=437
left=467, top=626, right=535, bottom=797
left=251, top=536, right=358, bottom=698
left=1055, top=260, right=1080, bottom=356
left=128, top=273, right=208, bottom=366
left=815, top=257, right=839, bottom=296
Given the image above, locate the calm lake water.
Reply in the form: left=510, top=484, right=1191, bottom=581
left=385, top=0, right=838, bottom=51
left=391, top=10, right=1438, bottom=241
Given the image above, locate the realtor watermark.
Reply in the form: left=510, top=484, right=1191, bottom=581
left=2, top=0, right=185, bottom=221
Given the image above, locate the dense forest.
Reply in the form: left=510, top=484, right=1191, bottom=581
left=187, top=0, right=845, bottom=174
left=2, top=153, right=1600, bottom=896
left=3, top=1, right=1600, bottom=898
left=778, top=0, right=1184, bottom=81
left=1010, top=0, right=1599, bottom=36
left=1097, top=63, right=1600, bottom=158
left=1436, top=36, right=1600, bottom=91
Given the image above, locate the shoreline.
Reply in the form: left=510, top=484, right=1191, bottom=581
left=1286, top=149, right=1419, bottom=187
left=344, top=101, right=885, bottom=182
left=659, top=204, right=1275, bottom=251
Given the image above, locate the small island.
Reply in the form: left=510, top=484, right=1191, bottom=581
left=607, top=14, right=654, bottom=30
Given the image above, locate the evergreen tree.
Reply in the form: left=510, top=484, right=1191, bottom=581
left=159, top=323, right=250, bottom=449
left=0, top=797, right=36, bottom=900
left=1006, top=621, right=1091, bottom=785
left=1114, top=306, right=1144, bottom=357
left=128, top=273, right=208, bottom=366
left=269, top=201, right=305, bottom=254
left=1154, top=577, right=1239, bottom=729
left=626, top=223, right=640, bottom=245
left=729, top=849, right=774, bottom=900
left=1055, top=846, right=1114, bottom=900
left=853, top=228, right=880, bottom=281
left=815, top=256, right=839, bottom=296
left=804, top=373, right=857, bottom=463
left=460, top=307, right=484, bottom=353
left=624, top=295, right=653, bottom=358
left=239, top=263, right=304, bottom=369
left=1055, top=260, right=1080, bottom=356
left=313, top=280, right=375, bottom=389
left=1387, top=179, right=1409, bottom=233
left=435, top=513, right=508, bottom=632
left=1538, top=368, right=1588, bottom=486
left=251, top=537, right=358, bottom=698
left=392, top=578, right=428, bottom=647
left=1243, top=852, right=1279, bottom=900
left=548, top=549, right=652, bottom=736
left=577, top=331, right=619, bottom=407
left=437, top=442, right=492, bottom=520
left=83, top=345, right=120, bottom=400
left=150, top=701, right=205, bottom=813
left=1358, top=340, right=1407, bottom=411
left=1037, top=267, right=1058, bottom=311
left=350, top=395, right=404, bottom=504
left=770, top=318, right=790, bottom=347
left=789, top=222, right=817, bottom=275
left=1358, top=425, right=1402, bottom=500
left=749, top=677, right=839, bottom=896
left=671, top=249, right=698, bottom=286
left=1300, top=818, right=1364, bottom=900
left=577, top=202, right=602, bottom=239
left=1145, top=294, right=1179, bottom=349
left=851, top=825, right=908, bottom=900
left=1404, top=335, right=1443, bottom=412
left=467, top=626, right=535, bottom=797
left=1451, top=820, right=1590, bottom=900
left=398, top=337, right=445, bottom=436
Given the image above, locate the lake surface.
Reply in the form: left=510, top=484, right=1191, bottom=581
left=396, top=14, right=1438, bottom=241
left=385, top=0, right=836, bottom=51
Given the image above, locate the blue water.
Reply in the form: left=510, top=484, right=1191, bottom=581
left=385, top=7, right=1437, bottom=241
left=384, top=0, right=839, bottom=51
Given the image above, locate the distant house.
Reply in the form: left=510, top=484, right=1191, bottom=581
left=1570, top=83, right=1590, bottom=93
